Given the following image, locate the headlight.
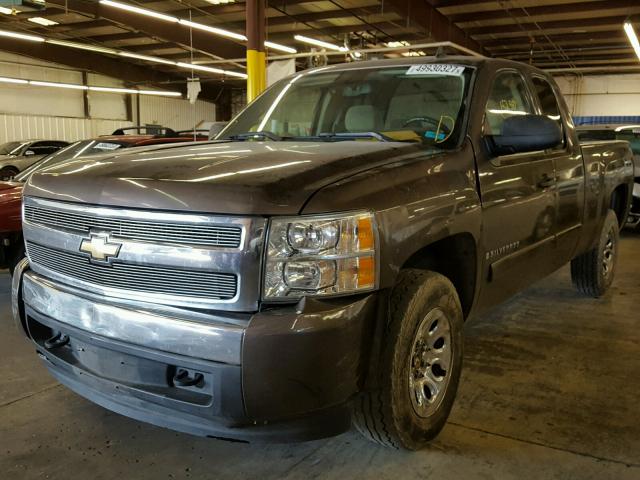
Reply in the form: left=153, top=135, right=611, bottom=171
left=263, top=211, right=377, bottom=300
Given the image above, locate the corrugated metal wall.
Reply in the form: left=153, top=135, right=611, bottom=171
left=138, top=95, right=216, bottom=131
left=0, top=52, right=216, bottom=143
left=0, top=114, right=132, bottom=143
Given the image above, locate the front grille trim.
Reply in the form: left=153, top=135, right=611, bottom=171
left=24, top=203, right=243, bottom=249
left=22, top=196, right=266, bottom=312
left=27, top=242, right=238, bottom=301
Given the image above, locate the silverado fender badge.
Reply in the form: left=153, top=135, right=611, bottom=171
left=79, top=233, right=122, bottom=265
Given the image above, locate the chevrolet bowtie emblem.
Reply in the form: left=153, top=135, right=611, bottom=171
left=79, top=233, right=122, bottom=264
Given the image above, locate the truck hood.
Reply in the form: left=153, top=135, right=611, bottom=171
left=25, top=140, right=424, bottom=215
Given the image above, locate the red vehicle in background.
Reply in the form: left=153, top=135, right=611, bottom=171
left=0, top=130, right=206, bottom=271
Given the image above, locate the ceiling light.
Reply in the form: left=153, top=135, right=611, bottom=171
left=118, top=51, right=176, bottom=65
left=265, top=41, right=297, bottom=54
left=0, top=76, right=28, bottom=84
left=0, top=29, right=44, bottom=42
left=176, top=62, right=247, bottom=79
left=137, top=90, right=182, bottom=97
left=205, top=0, right=235, bottom=4
left=177, top=62, right=226, bottom=74
left=89, top=86, right=139, bottom=94
left=401, top=51, right=426, bottom=57
left=0, top=7, right=18, bottom=15
left=178, top=19, right=246, bottom=41
left=99, top=0, right=178, bottom=23
left=294, top=34, right=348, bottom=52
left=28, top=17, right=59, bottom=26
left=624, top=22, right=640, bottom=62
left=46, top=39, right=118, bottom=54
left=102, top=1, right=297, bottom=58
left=0, top=74, right=181, bottom=96
left=385, top=41, right=411, bottom=48
left=30, top=80, right=88, bottom=90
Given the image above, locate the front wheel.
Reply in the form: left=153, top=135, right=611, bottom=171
left=353, top=270, right=464, bottom=450
left=571, top=209, right=619, bottom=297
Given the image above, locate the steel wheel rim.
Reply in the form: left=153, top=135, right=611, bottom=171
left=602, top=228, right=616, bottom=279
left=408, top=308, right=453, bottom=418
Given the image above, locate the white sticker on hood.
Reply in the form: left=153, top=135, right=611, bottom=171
left=406, top=64, right=465, bottom=76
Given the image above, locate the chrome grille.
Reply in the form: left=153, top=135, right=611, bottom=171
left=24, top=204, right=242, bottom=248
left=27, top=242, right=238, bottom=300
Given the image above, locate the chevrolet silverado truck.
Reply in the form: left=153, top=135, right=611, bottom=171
left=12, top=57, right=634, bottom=450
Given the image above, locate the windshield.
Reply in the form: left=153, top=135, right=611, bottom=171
left=0, top=141, right=28, bottom=155
left=219, top=64, right=473, bottom=147
left=14, top=139, right=126, bottom=182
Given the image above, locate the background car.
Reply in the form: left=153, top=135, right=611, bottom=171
left=0, top=140, right=70, bottom=180
left=578, top=125, right=640, bottom=228
left=0, top=132, right=207, bottom=272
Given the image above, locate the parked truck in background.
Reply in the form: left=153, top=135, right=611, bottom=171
left=12, top=57, right=633, bottom=450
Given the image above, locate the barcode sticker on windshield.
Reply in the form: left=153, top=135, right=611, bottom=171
left=406, top=64, right=465, bottom=76
left=95, top=142, right=121, bottom=150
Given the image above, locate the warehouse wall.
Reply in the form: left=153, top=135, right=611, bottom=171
left=137, top=95, right=215, bottom=131
left=0, top=52, right=215, bottom=143
left=555, top=74, right=640, bottom=118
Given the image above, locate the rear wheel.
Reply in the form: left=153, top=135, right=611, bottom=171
left=0, top=166, right=19, bottom=181
left=571, top=209, right=619, bottom=297
left=353, top=270, right=463, bottom=450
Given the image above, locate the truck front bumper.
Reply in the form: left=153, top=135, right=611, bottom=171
left=12, top=260, right=379, bottom=442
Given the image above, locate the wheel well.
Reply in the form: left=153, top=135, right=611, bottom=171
left=401, top=233, right=477, bottom=318
left=610, top=184, right=628, bottom=226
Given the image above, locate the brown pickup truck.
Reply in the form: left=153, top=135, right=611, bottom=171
left=12, top=56, right=634, bottom=450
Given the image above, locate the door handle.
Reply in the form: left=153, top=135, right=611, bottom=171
left=537, top=175, right=556, bottom=188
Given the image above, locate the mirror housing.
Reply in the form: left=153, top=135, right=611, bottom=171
left=489, top=114, right=562, bottom=156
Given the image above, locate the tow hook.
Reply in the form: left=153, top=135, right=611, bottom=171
left=172, top=368, right=204, bottom=388
left=44, top=333, right=70, bottom=350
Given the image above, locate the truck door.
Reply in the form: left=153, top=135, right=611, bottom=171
left=530, top=75, right=585, bottom=264
left=477, top=70, right=559, bottom=305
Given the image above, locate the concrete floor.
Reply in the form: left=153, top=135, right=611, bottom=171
left=1, top=234, right=639, bottom=480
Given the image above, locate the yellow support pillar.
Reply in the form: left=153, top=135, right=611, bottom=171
left=246, top=0, right=266, bottom=102
left=246, top=49, right=266, bottom=102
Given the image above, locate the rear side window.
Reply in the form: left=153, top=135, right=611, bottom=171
left=532, top=76, right=565, bottom=148
left=484, top=72, right=534, bottom=136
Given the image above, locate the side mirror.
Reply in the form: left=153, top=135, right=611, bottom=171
left=24, top=150, right=35, bottom=156
left=489, top=114, right=562, bottom=156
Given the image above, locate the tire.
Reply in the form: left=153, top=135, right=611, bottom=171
left=0, top=166, right=19, bottom=181
left=353, top=270, right=464, bottom=450
left=571, top=209, right=619, bottom=298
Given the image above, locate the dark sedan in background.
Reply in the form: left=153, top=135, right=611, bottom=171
left=0, top=140, right=70, bottom=180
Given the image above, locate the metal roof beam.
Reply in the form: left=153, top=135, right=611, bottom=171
left=467, top=15, right=628, bottom=36
left=448, top=0, right=640, bottom=24
left=383, top=0, right=484, bottom=54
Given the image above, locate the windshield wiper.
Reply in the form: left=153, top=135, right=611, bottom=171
left=318, top=132, right=389, bottom=142
left=227, top=131, right=283, bottom=141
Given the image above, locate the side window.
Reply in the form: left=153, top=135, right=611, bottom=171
left=484, top=72, right=535, bottom=136
left=531, top=76, right=565, bottom=148
left=30, top=142, right=64, bottom=155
